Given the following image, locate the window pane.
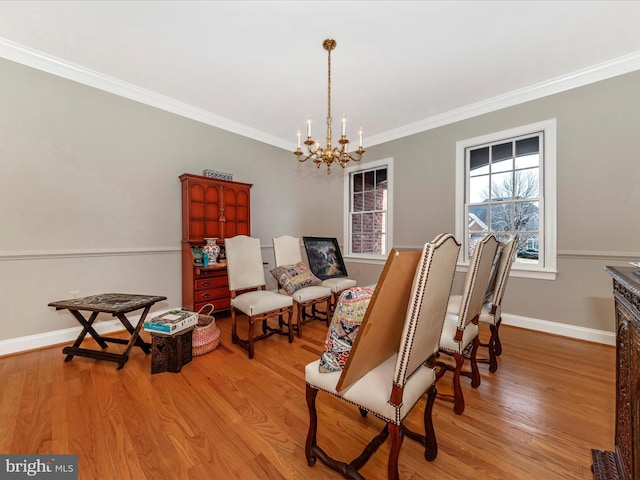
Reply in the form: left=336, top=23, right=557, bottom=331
left=375, top=188, right=386, bottom=210
left=516, top=233, right=539, bottom=263
left=490, top=203, right=513, bottom=231
left=351, top=214, right=362, bottom=234
left=373, top=212, right=385, bottom=234
left=491, top=172, right=513, bottom=200
left=492, top=142, right=512, bottom=162
left=353, top=192, right=364, bottom=212
left=515, top=201, right=539, bottom=231
left=362, top=212, right=373, bottom=232
left=516, top=137, right=539, bottom=156
left=492, top=157, right=513, bottom=173
left=375, top=168, right=387, bottom=185
left=470, top=147, right=490, bottom=174
left=364, top=171, right=375, bottom=190
left=353, top=173, right=363, bottom=193
left=515, top=153, right=539, bottom=169
left=364, top=191, right=375, bottom=211
left=469, top=175, right=489, bottom=203
left=352, top=235, right=362, bottom=254
left=514, top=169, right=539, bottom=199
left=468, top=205, right=488, bottom=232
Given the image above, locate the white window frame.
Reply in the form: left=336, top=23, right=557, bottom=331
left=343, top=157, right=394, bottom=262
left=455, top=119, right=557, bottom=280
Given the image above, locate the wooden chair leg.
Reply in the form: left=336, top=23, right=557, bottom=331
left=488, top=323, right=499, bottom=372
left=387, top=423, right=403, bottom=480
left=231, top=308, right=238, bottom=344
left=470, top=336, right=481, bottom=388
left=247, top=318, right=256, bottom=359
left=493, top=317, right=503, bottom=356
left=286, top=308, right=294, bottom=343
left=296, top=302, right=303, bottom=338
left=423, top=384, right=438, bottom=461
left=305, top=384, right=319, bottom=466
left=452, top=352, right=465, bottom=415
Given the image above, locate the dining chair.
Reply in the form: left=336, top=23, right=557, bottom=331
left=225, top=235, right=294, bottom=359
left=479, top=236, right=518, bottom=371
left=305, top=233, right=460, bottom=480
left=436, top=234, right=499, bottom=414
left=447, top=236, right=518, bottom=372
left=272, top=235, right=332, bottom=337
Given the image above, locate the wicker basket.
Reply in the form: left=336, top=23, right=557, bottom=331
left=193, top=305, right=221, bottom=356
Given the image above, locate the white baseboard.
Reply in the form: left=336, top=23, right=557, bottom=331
left=502, top=313, right=616, bottom=346
left=0, top=307, right=176, bottom=357
left=0, top=310, right=615, bottom=357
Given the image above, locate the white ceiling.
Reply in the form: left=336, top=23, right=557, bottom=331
left=1, top=1, right=640, bottom=151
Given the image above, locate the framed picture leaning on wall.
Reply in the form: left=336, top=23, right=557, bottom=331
left=302, top=237, right=349, bottom=280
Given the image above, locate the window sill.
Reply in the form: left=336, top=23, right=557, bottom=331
left=344, top=254, right=387, bottom=265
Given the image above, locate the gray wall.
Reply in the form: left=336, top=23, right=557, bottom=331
left=360, top=69, right=640, bottom=332
left=0, top=58, right=343, bottom=342
left=1, top=56, right=638, bottom=347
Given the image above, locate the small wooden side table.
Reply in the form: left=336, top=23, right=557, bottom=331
left=48, top=293, right=167, bottom=369
left=150, top=327, right=194, bottom=374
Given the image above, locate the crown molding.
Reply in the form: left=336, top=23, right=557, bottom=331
left=0, top=37, right=291, bottom=150
left=365, top=50, right=640, bottom=147
left=2, top=37, right=639, bottom=151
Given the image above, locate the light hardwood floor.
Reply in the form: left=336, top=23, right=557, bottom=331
left=0, top=313, right=614, bottom=479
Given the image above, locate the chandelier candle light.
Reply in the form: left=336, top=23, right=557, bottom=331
left=294, top=39, right=365, bottom=174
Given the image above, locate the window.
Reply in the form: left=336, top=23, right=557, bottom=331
left=344, top=158, right=393, bottom=260
left=455, top=120, right=556, bottom=279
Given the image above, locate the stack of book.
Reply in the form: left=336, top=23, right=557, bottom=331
left=144, top=310, right=198, bottom=335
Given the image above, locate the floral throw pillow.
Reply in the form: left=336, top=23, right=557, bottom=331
left=319, top=286, right=375, bottom=373
left=270, top=262, right=322, bottom=295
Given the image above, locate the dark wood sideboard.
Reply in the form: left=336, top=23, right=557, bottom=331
left=592, top=266, right=640, bottom=479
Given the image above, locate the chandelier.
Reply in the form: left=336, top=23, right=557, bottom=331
left=294, top=38, right=365, bottom=174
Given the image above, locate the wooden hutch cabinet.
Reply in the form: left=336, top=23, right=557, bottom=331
left=180, top=173, right=252, bottom=313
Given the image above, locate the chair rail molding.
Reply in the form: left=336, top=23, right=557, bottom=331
left=0, top=246, right=180, bottom=261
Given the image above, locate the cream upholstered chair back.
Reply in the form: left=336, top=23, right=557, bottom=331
left=225, top=235, right=266, bottom=292
left=393, top=233, right=460, bottom=388
left=488, top=236, right=518, bottom=308
left=273, top=235, right=303, bottom=267
left=455, top=235, right=500, bottom=329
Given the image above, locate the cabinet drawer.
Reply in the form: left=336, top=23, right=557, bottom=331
left=195, top=267, right=227, bottom=279
left=195, top=287, right=229, bottom=303
left=195, top=277, right=228, bottom=290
